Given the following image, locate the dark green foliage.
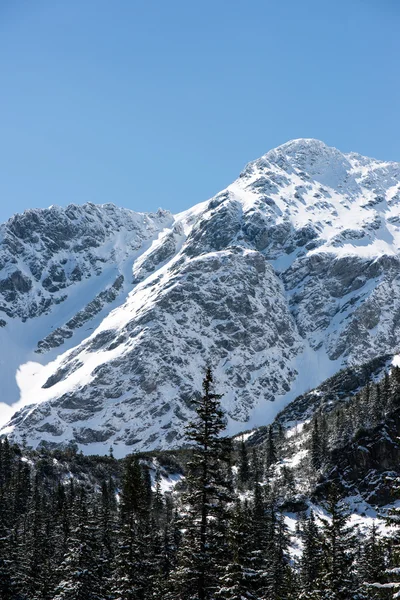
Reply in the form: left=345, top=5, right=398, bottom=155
left=300, top=510, right=322, bottom=598
left=238, top=440, right=250, bottom=489
left=316, top=489, right=358, bottom=600
left=2, top=362, right=400, bottom=600
left=310, top=420, right=322, bottom=471
left=358, top=524, right=387, bottom=599
left=216, top=500, right=258, bottom=600
left=53, top=487, right=101, bottom=600
left=265, top=426, right=277, bottom=471
left=170, top=367, right=232, bottom=600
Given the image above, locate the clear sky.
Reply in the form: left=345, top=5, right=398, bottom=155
left=0, top=0, right=399, bottom=222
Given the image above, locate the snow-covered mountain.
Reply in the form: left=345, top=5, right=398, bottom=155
left=1, top=138, right=400, bottom=455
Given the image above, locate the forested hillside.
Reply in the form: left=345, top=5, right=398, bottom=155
left=2, top=366, right=400, bottom=599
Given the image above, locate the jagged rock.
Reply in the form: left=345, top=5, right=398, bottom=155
left=2, top=138, right=400, bottom=454
left=314, top=408, right=400, bottom=506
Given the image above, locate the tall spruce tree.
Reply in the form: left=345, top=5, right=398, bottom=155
left=238, top=439, right=250, bottom=489
left=300, top=510, right=322, bottom=599
left=358, top=524, right=387, bottom=599
left=264, top=511, right=294, bottom=600
left=248, top=467, right=272, bottom=599
left=265, top=426, right=277, bottom=471
left=97, top=478, right=116, bottom=596
left=171, top=367, right=231, bottom=600
left=0, top=439, right=16, bottom=600
left=310, top=419, right=322, bottom=471
left=53, top=486, right=101, bottom=600
left=111, top=456, right=150, bottom=600
left=216, top=499, right=258, bottom=600
left=388, top=366, right=400, bottom=411
left=153, top=468, right=165, bottom=519
left=364, top=497, right=400, bottom=599
left=317, top=489, right=358, bottom=600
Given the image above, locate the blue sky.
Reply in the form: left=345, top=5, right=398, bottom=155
left=0, top=0, right=399, bottom=222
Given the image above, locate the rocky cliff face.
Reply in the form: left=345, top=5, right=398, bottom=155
left=2, top=138, right=400, bottom=455
left=320, top=411, right=400, bottom=506
left=0, top=203, right=173, bottom=320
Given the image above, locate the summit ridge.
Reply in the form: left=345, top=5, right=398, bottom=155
left=1, top=139, right=400, bottom=455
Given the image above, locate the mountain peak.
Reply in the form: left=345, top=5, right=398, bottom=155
left=267, top=138, right=350, bottom=183
left=241, top=139, right=394, bottom=183
left=1, top=141, right=400, bottom=454
left=238, top=138, right=363, bottom=193
left=274, top=137, right=334, bottom=152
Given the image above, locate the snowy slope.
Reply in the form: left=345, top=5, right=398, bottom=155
left=0, top=204, right=173, bottom=424
left=2, top=138, right=400, bottom=455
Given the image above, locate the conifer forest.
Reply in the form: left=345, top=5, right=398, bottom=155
left=2, top=367, right=400, bottom=600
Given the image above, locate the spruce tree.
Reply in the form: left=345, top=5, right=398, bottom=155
left=382, top=371, right=391, bottom=416
left=97, top=479, right=116, bottom=596
left=265, top=511, right=294, bottom=600
left=389, top=366, right=400, bottom=411
left=265, top=426, right=277, bottom=471
left=216, top=499, right=258, bottom=600
left=111, top=457, right=149, bottom=600
left=310, top=419, right=322, bottom=471
left=365, top=501, right=400, bottom=599
left=238, top=439, right=250, bottom=489
left=300, top=510, right=322, bottom=599
left=317, top=488, right=357, bottom=600
left=153, top=468, right=165, bottom=519
left=53, top=486, right=101, bottom=600
left=0, top=530, right=15, bottom=600
left=0, top=439, right=16, bottom=600
left=171, top=367, right=231, bottom=600
left=247, top=469, right=272, bottom=599
left=358, top=524, right=387, bottom=599
left=159, top=501, right=181, bottom=598
left=19, top=473, right=50, bottom=599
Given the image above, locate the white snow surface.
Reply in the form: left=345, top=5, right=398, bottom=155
left=1, top=139, right=400, bottom=453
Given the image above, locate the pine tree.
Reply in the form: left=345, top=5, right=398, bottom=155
left=53, top=487, right=101, bottom=600
left=41, top=487, right=63, bottom=600
left=0, top=440, right=17, bottom=600
left=317, top=488, right=358, bottom=600
left=358, top=524, right=387, bottom=599
left=18, top=473, right=50, bottom=599
left=97, top=479, right=116, bottom=596
left=365, top=498, right=400, bottom=599
left=319, top=412, right=329, bottom=460
left=111, top=457, right=150, bottom=600
left=250, top=448, right=264, bottom=489
left=311, top=419, right=322, bottom=471
left=120, top=456, right=146, bottom=519
left=265, top=511, right=294, bottom=600
left=0, top=529, right=15, bottom=600
left=158, top=500, right=181, bottom=598
left=216, top=500, right=258, bottom=600
left=247, top=468, right=272, bottom=599
left=363, top=382, right=372, bottom=426
left=142, top=464, right=153, bottom=514
left=382, top=371, right=391, bottom=416
left=238, top=439, right=250, bottom=489
left=265, top=426, right=277, bottom=471
left=171, top=367, right=231, bottom=600
left=153, top=468, right=165, bottom=519
left=280, top=465, right=296, bottom=497
left=300, top=510, right=322, bottom=599
left=389, top=366, right=400, bottom=411
left=112, top=515, right=145, bottom=600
